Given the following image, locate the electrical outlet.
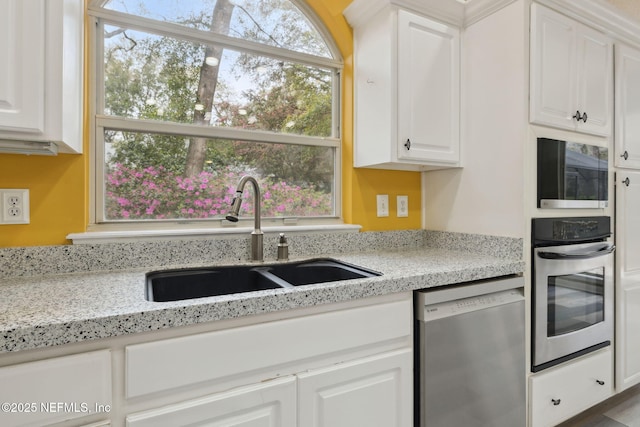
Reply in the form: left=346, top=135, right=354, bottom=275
left=1, top=189, right=30, bottom=224
left=397, top=195, right=409, bottom=217
left=376, top=194, right=389, bottom=217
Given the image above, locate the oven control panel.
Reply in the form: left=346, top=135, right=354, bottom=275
left=422, top=289, right=524, bottom=321
left=532, top=216, right=611, bottom=245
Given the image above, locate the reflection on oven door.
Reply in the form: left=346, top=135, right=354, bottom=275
left=547, top=271, right=604, bottom=336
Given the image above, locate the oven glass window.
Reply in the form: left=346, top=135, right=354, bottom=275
left=547, top=268, right=605, bottom=336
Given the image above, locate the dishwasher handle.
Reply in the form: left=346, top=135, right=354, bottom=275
left=419, top=288, right=524, bottom=322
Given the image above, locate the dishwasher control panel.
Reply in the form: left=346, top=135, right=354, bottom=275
left=422, top=289, right=524, bottom=321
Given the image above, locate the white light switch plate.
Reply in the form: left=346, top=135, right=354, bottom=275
left=1, top=189, right=30, bottom=224
left=397, top=195, right=409, bottom=217
left=376, top=194, right=389, bottom=217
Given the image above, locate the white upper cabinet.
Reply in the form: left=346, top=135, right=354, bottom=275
left=0, top=0, right=83, bottom=154
left=344, top=2, right=460, bottom=171
left=615, top=43, right=640, bottom=169
left=396, top=11, right=460, bottom=166
left=530, top=3, right=612, bottom=137
left=0, top=1, right=45, bottom=135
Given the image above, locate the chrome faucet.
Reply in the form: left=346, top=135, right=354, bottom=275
left=225, top=175, right=263, bottom=261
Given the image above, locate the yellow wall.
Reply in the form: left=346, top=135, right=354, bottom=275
left=0, top=0, right=421, bottom=248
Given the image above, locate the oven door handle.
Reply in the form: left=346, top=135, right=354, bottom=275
left=537, top=243, right=615, bottom=260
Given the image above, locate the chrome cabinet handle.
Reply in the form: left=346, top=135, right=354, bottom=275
left=596, top=379, right=605, bottom=386
left=622, top=177, right=631, bottom=187
left=621, top=151, right=629, bottom=160
left=404, top=139, right=411, bottom=150
left=551, top=398, right=561, bottom=406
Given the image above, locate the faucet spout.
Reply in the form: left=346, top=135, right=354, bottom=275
left=226, top=176, right=263, bottom=261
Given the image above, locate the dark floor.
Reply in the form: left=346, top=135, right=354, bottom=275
left=557, top=384, right=640, bottom=427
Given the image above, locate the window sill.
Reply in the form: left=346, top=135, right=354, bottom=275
left=67, top=224, right=362, bottom=245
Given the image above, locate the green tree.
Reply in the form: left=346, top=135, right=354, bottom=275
left=105, top=31, right=203, bottom=173
left=102, top=0, right=334, bottom=191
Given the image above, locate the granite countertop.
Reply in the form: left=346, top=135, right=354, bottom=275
left=0, top=230, right=525, bottom=354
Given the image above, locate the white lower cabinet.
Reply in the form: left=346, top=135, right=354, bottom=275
left=529, top=348, right=613, bottom=427
left=124, top=294, right=413, bottom=427
left=0, top=350, right=112, bottom=427
left=126, top=377, right=297, bottom=427
left=126, top=349, right=412, bottom=427
left=125, top=297, right=411, bottom=399
left=615, top=170, right=640, bottom=390
left=0, top=294, right=412, bottom=427
left=298, top=349, right=412, bottom=427
left=617, top=284, right=640, bottom=389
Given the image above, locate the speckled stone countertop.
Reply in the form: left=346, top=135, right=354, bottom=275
left=0, top=230, right=525, bottom=354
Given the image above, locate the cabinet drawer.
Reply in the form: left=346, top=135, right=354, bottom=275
left=126, top=298, right=412, bottom=398
left=0, top=350, right=112, bottom=427
left=529, top=348, right=613, bottom=427
left=126, top=376, right=296, bottom=427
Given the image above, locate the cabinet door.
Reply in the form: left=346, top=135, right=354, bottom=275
left=615, top=170, right=640, bottom=390
left=530, top=4, right=576, bottom=131
left=615, top=44, right=640, bottom=169
left=575, top=25, right=612, bottom=136
left=297, top=349, right=412, bottom=427
left=617, top=285, right=640, bottom=390
left=396, top=10, right=459, bottom=165
left=0, top=0, right=83, bottom=153
left=0, top=0, right=45, bottom=133
left=126, top=376, right=297, bottom=427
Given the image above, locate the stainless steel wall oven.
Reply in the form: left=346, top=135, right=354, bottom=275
left=531, top=216, right=614, bottom=372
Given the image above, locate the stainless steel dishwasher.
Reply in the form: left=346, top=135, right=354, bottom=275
left=414, top=275, right=525, bottom=427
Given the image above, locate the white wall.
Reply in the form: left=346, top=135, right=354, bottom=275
left=606, top=0, right=640, bottom=21
left=422, top=0, right=528, bottom=238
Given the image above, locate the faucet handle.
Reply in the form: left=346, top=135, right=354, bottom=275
left=277, top=233, right=289, bottom=261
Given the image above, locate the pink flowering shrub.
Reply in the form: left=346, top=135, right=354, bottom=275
left=105, top=164, right=333, bottom=220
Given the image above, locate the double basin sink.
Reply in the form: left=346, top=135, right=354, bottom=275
left=146, top=258, right=382, bottom=302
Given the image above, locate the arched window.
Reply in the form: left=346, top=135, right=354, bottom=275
left=88, top=0, right=342, bottom=225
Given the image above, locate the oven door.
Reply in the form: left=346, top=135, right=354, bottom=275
left=533, top=241, right=614, bottom=371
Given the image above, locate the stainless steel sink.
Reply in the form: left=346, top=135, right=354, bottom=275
left=145, top=258, right=381, bottom=302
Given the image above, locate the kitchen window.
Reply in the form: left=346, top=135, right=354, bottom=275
left=88, top=0, right=342, bottom=227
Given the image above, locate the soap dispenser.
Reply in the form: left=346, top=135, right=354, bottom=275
left=277, top=233, right=289, bottom=261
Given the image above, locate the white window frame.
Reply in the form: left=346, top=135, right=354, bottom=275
left=85, top=0, right=344, bottom=236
